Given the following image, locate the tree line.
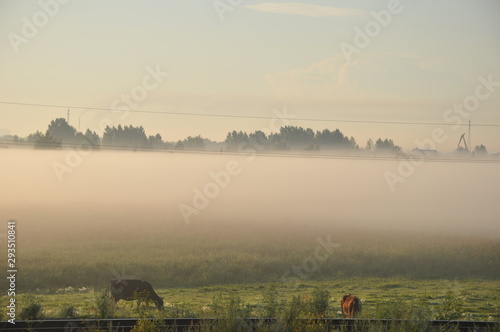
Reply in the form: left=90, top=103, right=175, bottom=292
left=4, top=117, right=405, bottom=153
left=16, top=118, right=210, bottom=151
left=6, top=117, right=490, bottom=155
left=224, top=126, right=399, bottom=153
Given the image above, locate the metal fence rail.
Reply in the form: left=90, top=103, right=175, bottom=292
left=0, top=318, right=497, bottom=331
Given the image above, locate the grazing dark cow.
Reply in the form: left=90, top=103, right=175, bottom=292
left=109, top=279, right=163, bottom=310
left=341, top=294, right=361, bottom=318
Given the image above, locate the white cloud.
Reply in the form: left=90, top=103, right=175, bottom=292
left=265, top=56, right=354, bottom=99
left=265, top=54, right=466, bottom=102
left=244, top=3, right=366, bottom=18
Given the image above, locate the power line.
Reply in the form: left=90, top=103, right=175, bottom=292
left=1, top=140, right=499, bottom=164
left=1, top=100, right=499, bottom=127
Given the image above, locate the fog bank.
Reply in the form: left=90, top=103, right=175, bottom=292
left=1, top=149, right=499, bottom=236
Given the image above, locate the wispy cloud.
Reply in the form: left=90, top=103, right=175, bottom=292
left=265, top=54, right=465, bottom=101
left=245, top=3, right=366, bottom=18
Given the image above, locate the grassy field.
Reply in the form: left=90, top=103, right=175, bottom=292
left=1, top=219, right=499, bottom=323
left=9, top=278, right=499, bottom=321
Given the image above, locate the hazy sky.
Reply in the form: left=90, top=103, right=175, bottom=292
left=1, top=0, right=499, bottom=151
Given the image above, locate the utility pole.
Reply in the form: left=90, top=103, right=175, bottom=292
left=67, top=109, right=70, bottom=124
left=468, top=120, right=471, bottom=153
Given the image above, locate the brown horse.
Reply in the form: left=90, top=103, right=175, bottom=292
left=341, top=294, right=361, bottom=318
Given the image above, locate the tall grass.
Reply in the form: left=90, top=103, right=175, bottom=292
left=15, top=220, right=499, bottom=291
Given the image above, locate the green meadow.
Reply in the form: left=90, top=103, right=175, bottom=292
left=9, top=278, right=500, bottom=321
left=2, top=219, right=499, bottom=323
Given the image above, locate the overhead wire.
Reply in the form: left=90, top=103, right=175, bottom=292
left=1, top=139, right=499, bottom=164
left=1, top=100, right=499, bottom=127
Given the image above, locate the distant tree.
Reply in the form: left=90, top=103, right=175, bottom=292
left=225, top=130, right=249, bottom=150
left=174, top=140, right=184, bottom=150
left=474, top=144, right=487, bottom=155
left=456, top=146, right=469, bottom=155
left=268, top=132, right=289, bottom=150
left=186, top=136, right=205, bottom=149
left=102, top=126, right=114, bottom=146
left=47, top=118, right=77, bottom=143
left=248, top=130, right=270, bottom=151
left=175, top=135, right=205, bottom=150
left=0, top=135, right=24, bottom=146
left=249, top=130, right=268, bottom=145
left=83, top=129, right=100, bottom=149
left=349, top=137, right=358, bottom=149
left=34, top=130, right=61, bottom=149
left=278, top=126, right=315, bottom=146
left=147, top=133, right=164, bottom=149
left=315, top=128, right=358, bottom=150
left=249, top=130, right=295, bottom=151
left=375, top=138, right=401, bottom=153
left=27, top=131, right=44, bottom=142
left=102, top=125, right=148, bottom=148
left=366, top=139, right=374, bottom=151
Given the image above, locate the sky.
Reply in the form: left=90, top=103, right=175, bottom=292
left=0, top=0, right=499, bottom=152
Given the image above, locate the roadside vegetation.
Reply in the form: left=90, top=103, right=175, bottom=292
left=3, top=279, right=499, bottom=330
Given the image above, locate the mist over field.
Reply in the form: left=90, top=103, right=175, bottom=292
left=1, top=148, right=498, bottom=236
left=1, top=146, right=499, bottom=323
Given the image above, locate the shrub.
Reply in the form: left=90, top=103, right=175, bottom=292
left=20, top=303, right=44, bottom=320
left=94, top=287, right=115, bottom=319
left=205, top=293, right=252, bottom=332
left=262, top=285, right=282, bottom=318
left=435, top=291, right=465, bottom=320
left=310, top=288, right=330, bottom=317
left=58, top=305, right=77, bottom=319
left=281, top=295, right=306, bottom=331
left=130, top=318, right=162, bottom=332
left=375, top=300, right=413, bottom=320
